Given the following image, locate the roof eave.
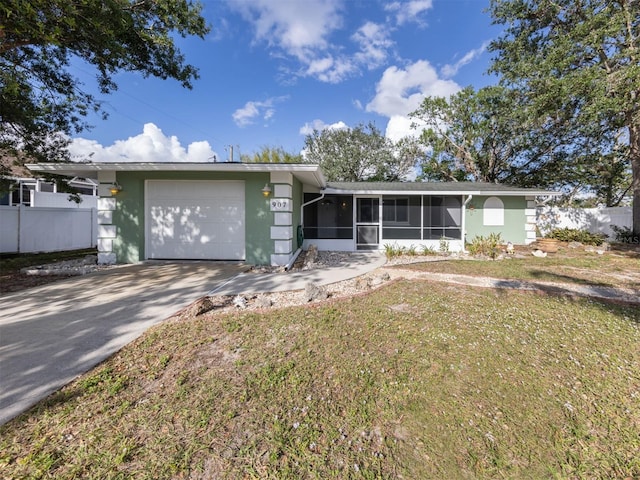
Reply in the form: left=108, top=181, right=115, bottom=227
left=26, top=162, right=327, bottom=188
left=322, top=187, right=562, bottom=196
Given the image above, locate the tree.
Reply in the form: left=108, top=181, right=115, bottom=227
left=0, top=0, right=209, bottom=174
left=488, top=0, right=640, bottom=233
left=303, top=122, right=414, bottom=182
left=240, top=146, right=303, bottom=163
left=411, top=83, right=631, bottom=205
left=410, top=85, right=519, bottom=183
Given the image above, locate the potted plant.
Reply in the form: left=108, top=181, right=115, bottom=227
left=536, top=237, right=560, bottom=253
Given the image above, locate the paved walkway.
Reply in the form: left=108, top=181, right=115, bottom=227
left=0, top=254, right=385, bottom=425
left=208, top=252, right=387, bottom=295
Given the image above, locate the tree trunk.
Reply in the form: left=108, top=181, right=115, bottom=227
left=631, top=120, right=640, bottom=238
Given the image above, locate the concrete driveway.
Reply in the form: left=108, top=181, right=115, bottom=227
left=0, top=261, right=247, bottom=425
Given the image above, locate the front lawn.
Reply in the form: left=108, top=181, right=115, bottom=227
left=1, top=280, right=638, bottom=478
left=395, top=250, right=640, bottom=290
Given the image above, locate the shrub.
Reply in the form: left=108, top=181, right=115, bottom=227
left=467, top=233, right=503, bottom=260
left=546, top=228, right=606, bottom=246
left=383, top=243, right=403, bottom=259
left=406, top=244, right=418, bottom=256
left=421, top=245, right=437, bottom=256
left=610, top=225, right=640, bottom=244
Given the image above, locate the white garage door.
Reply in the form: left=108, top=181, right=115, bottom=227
left=146, top=180, right=245, bottom=260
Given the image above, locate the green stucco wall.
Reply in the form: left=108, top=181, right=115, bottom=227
left=465, top=196, right=527, bottom=244
left=112, top=171, right=274, bottom=265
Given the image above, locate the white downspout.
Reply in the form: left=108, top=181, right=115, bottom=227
left=300, top=191, right=325, bottom=226
left=286, top=192, right=326, bottom=270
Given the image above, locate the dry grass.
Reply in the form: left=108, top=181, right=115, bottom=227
left=395, top=248, right=640, bottom=290
left=1, top=279, right=639, bottom=479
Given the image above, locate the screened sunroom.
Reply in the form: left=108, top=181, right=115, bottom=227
left=302, top=188, right=464, bottom=252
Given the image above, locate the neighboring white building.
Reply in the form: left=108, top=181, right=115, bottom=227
left=1, top=177, right=98, bottom=208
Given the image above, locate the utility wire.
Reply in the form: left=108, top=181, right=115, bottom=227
left=69, top=63, right=224, bottom=147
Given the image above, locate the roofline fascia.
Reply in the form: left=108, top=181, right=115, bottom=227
left=26, top=162, right=320, bottom=172
left=322, top=188, right=562, bottom=196
left=26, top=162, right=327, bottom=187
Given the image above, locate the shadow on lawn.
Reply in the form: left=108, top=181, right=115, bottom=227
left=491, top=278, right=640, bottom=323
left=527, top=269, right=612, bottom=288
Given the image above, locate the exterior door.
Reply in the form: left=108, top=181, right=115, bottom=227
left=356, top=197, right=380, bottom=250
left=146, top=180, right=245, bottom=260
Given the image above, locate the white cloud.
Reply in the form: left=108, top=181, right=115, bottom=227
left=229, top=0, right=342, bottom=60
left=352, top=22, right=393, bottom=70
left=232, top=96, right=288, bottom=127
left=441, top=41, right=491, bottom=78
left=69, top=123, right=218, bottom=162
left=385, top=0, right=433, bottom=26
left=365, top=60, right=460, bottom=140
left=228, top=1, right=396, bottom=83
left=299, top=119, right=348, bottom=136
left=384, top=115, right=416, bottom=144
left=304, top=55, right=357, bottom=83
left=367, top=60, right=460, bottom=117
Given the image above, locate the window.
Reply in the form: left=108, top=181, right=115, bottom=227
left=383, top=198, right=409, bottom=223
left=303, top=194, right=353, bottom=239
left=423, top=196, right=462, bottom=240
left=483, top=197, right=504, bottom=226
left=357, top=197, right=379, bottom=223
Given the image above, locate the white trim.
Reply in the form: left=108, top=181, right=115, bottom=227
left=271, top=254, right=291, bottom=266
left=97, top=210, right=113, bottom=224
left=274, top=239, right=293, bottom=254
left=323, top=188, right=558, bottom=196
left=97, top=238, right=113, bottom=252
left=270, top=171, right=293, bottom=184
left=27, top=162, right=326, bottom=188
left=274, top=212, right=292, bottom=225
left=274, top=184, right=292, bottom=197
left=97, top=225, right=116, bottom=238
left=271, top=226, right=293, bottom=240
left=97, top=197, right=116, bottom=210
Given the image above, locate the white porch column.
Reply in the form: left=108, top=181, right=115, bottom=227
left=525, top=196, right=537, bottom=244
left=269, top=172, right=294, bottom=266
left=96, top=171, right=117, bottom=264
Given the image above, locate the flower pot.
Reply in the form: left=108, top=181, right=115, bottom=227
left=536, top=238, right=560, bottom=253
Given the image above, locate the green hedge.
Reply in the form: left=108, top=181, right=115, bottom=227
left=546, top=228, right=606, bottom=246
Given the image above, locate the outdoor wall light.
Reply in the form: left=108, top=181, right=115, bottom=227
left=261, top=183, right=272, bottom=197
left=109, top=182, right=123, bottom=195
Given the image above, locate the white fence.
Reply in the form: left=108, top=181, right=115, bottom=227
left=537, top=206, right=632, bottom=239
left=0, top=206, right=97, bottom=253
left=31, top=190, right=98, bottom=209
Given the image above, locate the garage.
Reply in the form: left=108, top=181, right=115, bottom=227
left=145, top=180, right=245, bottom=260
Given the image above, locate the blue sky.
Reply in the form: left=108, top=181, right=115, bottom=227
left=68, top=0, right=502, bottom=163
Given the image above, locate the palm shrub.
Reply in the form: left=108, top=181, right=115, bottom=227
left=467, top=233, right=503, bottom=259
